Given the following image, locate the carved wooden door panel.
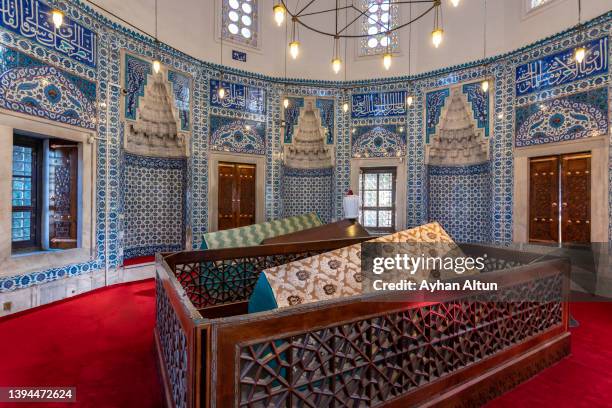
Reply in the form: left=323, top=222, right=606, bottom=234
left=217, top=162, right=256, bottom=231
left=561, top=153, right=591, bottom=244
left=237, top=164, right=256, bottom=227
left=529, top=156, right=559, bottom=243
left=49, top=141, right=78, bottom=249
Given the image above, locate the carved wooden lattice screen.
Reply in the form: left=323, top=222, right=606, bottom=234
left=156, top=278, right=188, bottom=408
left=238, top=274, right=564, bottom=407
left=171, top=249, right=348, bottom=309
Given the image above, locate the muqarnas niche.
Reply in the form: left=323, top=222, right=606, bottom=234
left=124, top=67, right=190, bottom=158
left=426, top=86, right=489, bottom=166
left=283, top=97, right=334, bottom=169
left=425, top=83, right=492, bottom=242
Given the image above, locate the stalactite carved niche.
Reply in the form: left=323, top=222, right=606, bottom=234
left=124, top=66, right=190, bottom=158
left=283, top=97, right=335, bottom=169
left=281, top=97, right=335, bottom=222
left=426, top=86, right=489, bottom=166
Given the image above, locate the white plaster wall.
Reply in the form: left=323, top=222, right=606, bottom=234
left=91, top=0, right=611, bottom=80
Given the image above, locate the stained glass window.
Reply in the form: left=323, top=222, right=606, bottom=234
left=359, top=0, right=399, bottom=57
left=222, top=0, right=258, bottom=48
left=358, top=168, right=396, bottom=233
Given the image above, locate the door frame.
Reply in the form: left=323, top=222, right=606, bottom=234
left=208, top=152, right=266, bottom=232
left=513, top=135, right=608, bottom=243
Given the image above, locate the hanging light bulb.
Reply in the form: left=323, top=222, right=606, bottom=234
left=331, top=36, right=342, bottom=74
left=332, top=58, right=342, bottom=74
left=450, top=0, right=460, bottom=7
left=289, top=41, right=300, bottom=59
left=273, top=3, right=286, bottom=26
left=152, top=59, right=161, bottom=74
left=343, top=102, right=349, bottom=112
left=406, top=95, right=414, bottom=107
left=481, top=79, right=489, bottom=92
left=574, top=46, right=586, bottom=63
left=383, top=52, right=392, bottom=70
left=283, top=98, right=289, bottom=108
left=51, top=9, right=64, bottom=29
left=432, top=3, right=443, bottom=49
left=218, top=86, right=226, bottom=99
left=432, top=29, right=443, bottom=48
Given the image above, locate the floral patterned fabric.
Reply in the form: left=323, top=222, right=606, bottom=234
left=255, top=222, right=478, bottom=310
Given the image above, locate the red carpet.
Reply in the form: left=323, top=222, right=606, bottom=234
left=1, top=281, right=611, bottom=407
left=123, top=255, right=155, bottom=267
left=488, top=301, right=612, bottom=407
left=0, top=280, right=162, bottom=408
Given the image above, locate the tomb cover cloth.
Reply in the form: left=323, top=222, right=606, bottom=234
left=249, top=222, right=479, bottom=312
left=201, top=212, right=322, bottom=249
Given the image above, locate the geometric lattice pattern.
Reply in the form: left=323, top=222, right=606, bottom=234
left=282, top=167, right=333, bottom=223
left=171, top=247, right=346, bottom=309
left=156, top=278, right=188, bottom=408
left=428, top=164, right=492, bottom=243
left=239, top=274, right=563, bottom=407
left=123, top=153, right=186, bottom=259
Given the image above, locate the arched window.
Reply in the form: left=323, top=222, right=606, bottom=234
left=358, top=0, right=399, bottom=57
left=222, top=0, right=258, bottom=47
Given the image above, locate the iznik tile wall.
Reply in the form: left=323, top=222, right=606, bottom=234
left=351, top=124, right=406, bottom=158
left=0, top=44, right=97, bottom=129
left=0, top=0, right=610, bottom=296
left=209, top=114, right=265, bottom=155
left=281, top=167, right=334, bottom=223
left=428, top=164, right=492, bottom=243
left=122, top=153, right=186, bottom=259
left=515, top=86, right=609, bottom=147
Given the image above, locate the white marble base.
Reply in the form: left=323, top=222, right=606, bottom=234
left=0, top=262, right=156, bottom=317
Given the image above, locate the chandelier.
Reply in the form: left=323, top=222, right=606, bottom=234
left=272, top=0, right=458, bottom=73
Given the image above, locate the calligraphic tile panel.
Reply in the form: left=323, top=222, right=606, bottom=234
left=0, top=0, right=97, bottom=68
left=351, top=90, right=406, bottom=118
left=516, top=37, right=608, bottom=96
left=209, top=79, right=266, bottom=115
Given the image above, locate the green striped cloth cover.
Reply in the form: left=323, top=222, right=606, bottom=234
left=200, top=212, right=323, bottom=249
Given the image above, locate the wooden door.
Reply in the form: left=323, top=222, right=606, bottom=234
left=217, top=162, right=256, bottom=231
left=561, top=153, right=591, bottom=244
left=48, top=140, right=78, bottom=249
left=529, top=156, right=559, bottom=243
